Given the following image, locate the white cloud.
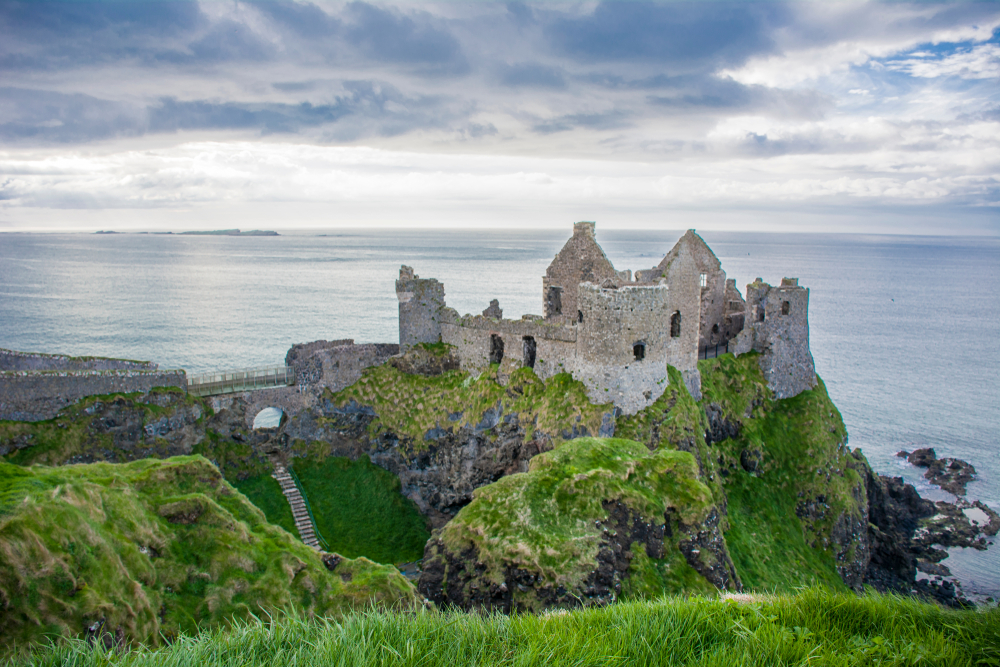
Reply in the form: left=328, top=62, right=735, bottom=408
left=885, top=43, right=1000, bottom=79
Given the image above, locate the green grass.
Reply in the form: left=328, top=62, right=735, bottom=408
left=0, top=456, right=419, bottom=657
left=12, top=589, right=999, bottom=666
left=233, top=474, right=297, bottom=536
left=291, top=455, right=430, bottom=565
left=697, top=353, right=863, bottom=592
left=327, top=365, right=612, bottom=449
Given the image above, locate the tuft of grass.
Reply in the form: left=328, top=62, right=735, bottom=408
left=327, top=365, right=613, bottom=449
left=291, top=455, right=430, bottom=565
left=10, top=589, right=1000, bottom=666
left=0, top=456, right=419, bottom=657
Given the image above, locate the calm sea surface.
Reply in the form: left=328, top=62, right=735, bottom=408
left=2, top=229, right=998, bottom=595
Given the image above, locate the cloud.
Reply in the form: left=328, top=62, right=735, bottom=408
left=342, top=2, right=468, bottom=74
left=544, top=2, right=784, bottom=70
left=884, top=42, right=1000, bottom=79
left=497, top=63, right=566, bottom=88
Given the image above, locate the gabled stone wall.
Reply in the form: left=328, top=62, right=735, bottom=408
left=542, top=221, right=623, bottom=323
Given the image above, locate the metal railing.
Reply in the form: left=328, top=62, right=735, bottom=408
left=287, top=466, right=329, bottom=551
left=699, top=340, right=732, bottom=360
left=186, top=365, right=295, bottom=397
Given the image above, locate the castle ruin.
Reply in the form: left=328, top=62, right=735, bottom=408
left=398, top=222, right=816, bottom=413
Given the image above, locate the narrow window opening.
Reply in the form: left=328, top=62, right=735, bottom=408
left=758, top=306, right=765, bottom=322
left=489, top=334, right=505, bottom=365
left=577, top=310, right=583, bottom=323
left=546, top=286, right=563, bottom=317
left=633, top=342, right=646, bottom=361
left=670, top=311, right=682, bottom=338
left=700, top=273, right=707, bottom=288
left=522, top=336, right=536, bottom=369
left=781, top=300, right=790, bottom=315
left=712, top=323, right=719, bottom=334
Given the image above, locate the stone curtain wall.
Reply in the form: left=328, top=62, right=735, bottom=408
left=313, top=343, right=400, bottom=392
left=0, top=370, right=187, bottom=421
left=0, top=348, right=157, bottom=372
left=396, top=266, right=447, bottom=349
left=441, top=318, right=577, bottom=381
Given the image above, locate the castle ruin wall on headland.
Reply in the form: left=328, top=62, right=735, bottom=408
left=0, top=369, right=187, bottom=422
left=734, top=277, right=816, bottom=399
left=397, top=265, right=447, bottom=349
left=0, top=348, right=158, bottom=372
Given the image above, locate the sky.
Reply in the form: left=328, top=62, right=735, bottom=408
left=1, top=0, right=998, bottom=234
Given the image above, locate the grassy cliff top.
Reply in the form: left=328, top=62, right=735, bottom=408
left=439, top=436, right=714, bottom=588
left=0, top=455, right=419, bottom=657
left=327, top=364, right=613, bottom=447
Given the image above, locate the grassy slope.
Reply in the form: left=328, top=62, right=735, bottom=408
left=698, top=353, right=860, bottom=592
left=14, top=589, right=1000, bottom=666
left=291, top=455, right=430, bottom=565
left=438, top=436, right=717, bottom=603
left=0, top=456, right=419, bottom=657
left=328, top=365, right=614, bottom=447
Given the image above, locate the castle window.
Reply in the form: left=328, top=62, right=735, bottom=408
left=700, top=273, right=707, bottom=288
left=782, top=300, right=790, bottom=315
left=489, top=334, right=505, bottom=365
left=670, top=311, right=681, bottom=338
left=633, top=342, right=646, bottom=361
left=522, top=336, right=536, bottom=369
left=546, top=286, right=563, bottom=317
left=712, top=323, right=719, bottom=334
left=758, top=306, right=765, bottom=322
left=578, top=310, right=583, bottom=323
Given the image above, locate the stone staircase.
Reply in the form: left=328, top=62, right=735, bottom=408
left=271, top=464, right=321, bottom=549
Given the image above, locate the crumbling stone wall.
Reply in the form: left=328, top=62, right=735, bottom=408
left=309, top=343, right=399, bottom=392
left=396, top=266, right=447, bottom=349
left=0, top=348, right=157, bottom=372
left=542, top=222, right=625, bottom=323
left=285, top=339, right=355, bottom=384
left=0, top=369, right=187, bottom=421
left=638, top=230, right=741, bottom=352
left=441, top=315, right=577, bottom=380
left=722, top=279, right=747, bottom=343
left=734, top=278, right=816, bottom=399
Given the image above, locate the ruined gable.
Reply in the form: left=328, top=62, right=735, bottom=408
left=542, top=221, right=623, bottom=323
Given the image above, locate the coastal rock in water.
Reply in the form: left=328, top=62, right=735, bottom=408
left=897, top=447, right=977, bottom=496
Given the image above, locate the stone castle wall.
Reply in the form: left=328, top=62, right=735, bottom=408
left=0, top=348, right=157, bottom=372
left=735, top=278, right=816, bottom=399
left=397, top=266, right=447, bottom=349
left=0, top=369, right=187, bottom=422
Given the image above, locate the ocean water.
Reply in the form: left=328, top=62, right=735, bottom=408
left=1, top=229, right=998, bottom=595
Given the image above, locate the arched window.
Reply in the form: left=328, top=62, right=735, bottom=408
left=489, top=334, right=505, bottom=365
left=670, top=310, right=682, bottom=338
left=633, top=342, right=646, bottom=361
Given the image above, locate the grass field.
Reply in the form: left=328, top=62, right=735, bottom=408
left=13, top=589, right=999, bottom=666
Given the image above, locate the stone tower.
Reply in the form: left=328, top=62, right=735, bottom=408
left=734, top=277, right=816, bottom=399
left=396, top=265, right=447, bottom=349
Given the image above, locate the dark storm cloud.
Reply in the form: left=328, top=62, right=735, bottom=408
left=543, top=1, right=786, bottom=70
left=0, top=83, right=454, bottom=143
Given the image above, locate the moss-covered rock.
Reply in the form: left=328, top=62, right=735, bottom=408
left=417, top=436, right=734, bottom=612
left=0, top=456, right=419, bottom=656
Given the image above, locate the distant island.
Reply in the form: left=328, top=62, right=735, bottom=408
left=94, top=229, right=279, bottom=236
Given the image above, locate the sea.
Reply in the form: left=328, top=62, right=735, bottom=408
left=1, top=229, right=998, bottom=597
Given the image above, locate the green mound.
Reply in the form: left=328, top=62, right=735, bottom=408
left=422, top=436, right=723, bottom=610
left=0, top=456, right=419, bottom=657
left=328, top=365, right=613, bottom=447
left=12, top=589, right=998, bottom=666
left=292, top=455, right=430, bottom=564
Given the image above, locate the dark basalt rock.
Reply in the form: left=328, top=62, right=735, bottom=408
left=417, top=499, right=737, bottom=613
left=897, top=447, right=977, bottom=496
left=704, top=402, right=741, bottom=445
